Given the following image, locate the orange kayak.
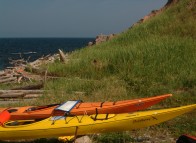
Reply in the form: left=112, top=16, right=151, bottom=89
left=0, top=94, right=172, bottom=120
left=0, top=110, right=10, bottom=125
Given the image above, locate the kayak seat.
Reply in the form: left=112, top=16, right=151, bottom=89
left=7, top=108, right=18, bottom=113
left=25, top=104, right=59, bottom=112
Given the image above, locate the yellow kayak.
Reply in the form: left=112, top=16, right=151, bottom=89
left=0, top=104, right=195, bottom=140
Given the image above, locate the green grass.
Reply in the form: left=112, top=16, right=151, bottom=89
left=45, top=0, right=196, bottom=101
left=0, top=0, right=196, bottom=142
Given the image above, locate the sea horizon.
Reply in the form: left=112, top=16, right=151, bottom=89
left=0, top=37, right=94, bottom=39
left=0, top=38, right=94, bottom=70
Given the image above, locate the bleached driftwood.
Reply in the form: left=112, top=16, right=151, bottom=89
left=2, top=50, right=63, bottom=84
left=0, top=77, right=17, bottom=83
left=0, top=74, right=13, bottom=80
left=11, top=83, right=44, bottom=90
left=29, top=54, right=59, bottom=68
left=9, top=59, right=27, bottom=67
left=0, top=90, right=44, bottom=94
left=24, top=94, right=42, bottom=98
left=0, top=71, right=5, bottom=76
left=0, top=90, right=44, bottom=98
left=0, top=93, right=25, bottom=98
left=59, top=49, right=67, bottom=63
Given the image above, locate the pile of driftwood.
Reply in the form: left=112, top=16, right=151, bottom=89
left=0, top=49, right=68, bottom=100
left=0, top=70, right=43, bottom=100
left=0, top=68, right=33, bottom=84
left=24, top=49, right=68, bottom=75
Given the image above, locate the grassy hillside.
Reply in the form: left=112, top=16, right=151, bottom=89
left=1, top=0, right=195, bottom=142
left=46, top=0, right=195, bottom=98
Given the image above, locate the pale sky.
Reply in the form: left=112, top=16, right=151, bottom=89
left=0, top=0, right=167, bottom=38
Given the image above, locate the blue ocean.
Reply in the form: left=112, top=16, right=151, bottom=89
left=0, top=38, right=94, bottom=70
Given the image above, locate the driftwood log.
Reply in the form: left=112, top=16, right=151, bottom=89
left=0, top=77, right=17, bottom=83
left=0, top=71, right=5, bottom=76
left=11, top=83, right=44, bottom=90
left=29, top=54, right=59, bottom=68
left=0, top=90, right=44, bottom=98
left=24, top=94, right=43, bottom=98
left=58, top=49, right=67, bottom=63
left=0, top=74, right=13, bottom=80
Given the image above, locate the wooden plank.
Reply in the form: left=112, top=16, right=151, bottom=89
left=0, top=74, right=13, bottom=80
left=0, top=77, right=16, bottom=83
left=11, top=83, right=44, bottom=90
left=24, top=94, right=43, bottom=98
left=0, top=93, right=25, bottom=98
left=0, top=90, right=44, bottom=98
left=0, top=71, right=5, bottom=76
left=0, top=90, right=44, bottom=94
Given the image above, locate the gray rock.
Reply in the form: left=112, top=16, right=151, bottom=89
left=75, top=136, right=92, bottom=143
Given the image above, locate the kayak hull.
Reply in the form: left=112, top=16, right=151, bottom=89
left=0, top=104, right=195, bottom=140
left=0, top=94, right=172, bottom=120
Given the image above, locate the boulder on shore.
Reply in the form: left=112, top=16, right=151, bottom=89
left=88, top=33, right=117, bottom=46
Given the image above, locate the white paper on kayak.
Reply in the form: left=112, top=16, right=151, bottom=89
left=55, top=100, right=80, bottom=112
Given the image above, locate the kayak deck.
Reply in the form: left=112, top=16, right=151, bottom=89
left=0, top=94, right=172, bottom=120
